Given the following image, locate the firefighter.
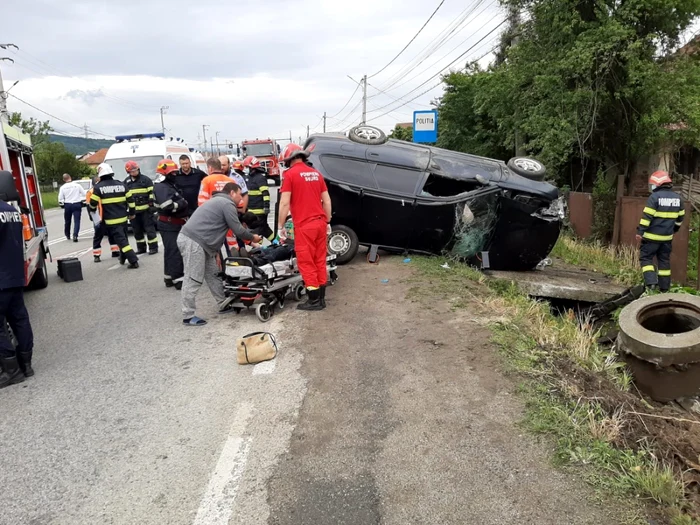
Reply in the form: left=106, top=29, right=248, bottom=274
left=86, top=176, right=120, bottom=262
left=232, top=160, right=246, bottom=180
left=636, top=170, right=685, bottom=291
left=0, top=198, right=35, bottom=388
left=277, top=143, right=332, bottom=311
left=243, top=156, right=274, bottom=240
left=89, top=163, right=140, bottom=269
left=154, top=159, right=189, bottom=289
left=124, top=160, right=158, bottom=254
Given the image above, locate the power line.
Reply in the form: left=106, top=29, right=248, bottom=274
left=368, top=0, right=447, bottom=79
left=6, top=93, right=112, bottom=138
left=366, top=82, right=443, bottom=123
left=367, top=82, right=431, bottom=110
left=327, top=81, right=361, bottom=119
left=366, top=19, right=507, bottom=116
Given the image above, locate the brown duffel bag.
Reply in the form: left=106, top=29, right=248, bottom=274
left=236, top=332, right=278, bottom=365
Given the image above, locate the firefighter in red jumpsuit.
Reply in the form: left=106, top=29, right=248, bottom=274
left=278, top=143, right=332, bottom=310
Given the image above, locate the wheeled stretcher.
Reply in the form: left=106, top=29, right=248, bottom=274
left=221, top=254, right=337, bottom=322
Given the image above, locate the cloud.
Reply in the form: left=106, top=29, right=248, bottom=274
left=3, top=0, right=505, bottom=144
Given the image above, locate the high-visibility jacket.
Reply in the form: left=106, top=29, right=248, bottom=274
left=637, top=185, right=685, bottom=242
left=85, top=187, right=102, bottom=219
left=198, top=173, right=231, bottom=206
left=245, top=168, right=270, bottom=215
left=88, top=177, right=135, bottom=226
left=124, top=173, right=154, bottom=212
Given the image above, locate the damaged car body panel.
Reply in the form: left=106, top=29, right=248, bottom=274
left=304, top=135, right=563, bottom=270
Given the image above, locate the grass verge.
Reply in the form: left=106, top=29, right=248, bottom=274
left=410, top=255, right=698, bottom=524
left=40, top=191, right=59, bottom=209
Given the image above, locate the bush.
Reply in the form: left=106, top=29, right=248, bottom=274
left=591, top=171, right=617, bottom=242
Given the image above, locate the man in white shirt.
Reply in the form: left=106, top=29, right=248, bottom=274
left=58, top=173, right=87, bottom=242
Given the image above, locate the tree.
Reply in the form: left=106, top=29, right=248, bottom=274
left=388, top=125, right=414, bottom=141
left=437, top=0, right=700, bottom=187
left=8, top=112, right=52, bottom=146
left=34, top=142, right=94, bottom=185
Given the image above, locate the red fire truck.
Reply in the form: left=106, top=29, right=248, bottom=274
left=241, top=138, right=281, bottom=184
left=0, top=120, right=50, bottom=289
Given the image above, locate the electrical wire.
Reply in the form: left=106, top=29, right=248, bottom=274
left=366, top=82, right=444, bottom=123
left=327, top=81, right=362, bottom=119
left=6, top=93, right=112, bottom=138
left=368, top=0, right=447, bottom=79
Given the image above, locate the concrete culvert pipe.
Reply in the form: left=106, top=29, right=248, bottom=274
left=618, top=294, right=700, bottom=367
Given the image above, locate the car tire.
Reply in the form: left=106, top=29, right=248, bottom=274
left=507, top=157, right=547, bottom=180
left=348, top=125, right=387, bottom=145
left=328, top=225, right=359, bottom=265
left=28, top=245, right=49, bottom=290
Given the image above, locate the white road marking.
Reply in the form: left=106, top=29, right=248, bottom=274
left=252, top=360, right=276, bottom=375
left=58, top=248, right=92, bottom=259
left=108, top=264, right=122, bottom=271
left=193, top=402, right=253, bottom=525
left=48, top=228, right=94, bottom=246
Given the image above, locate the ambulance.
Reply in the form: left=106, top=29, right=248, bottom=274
left=103, top=132, right=207, bottom=180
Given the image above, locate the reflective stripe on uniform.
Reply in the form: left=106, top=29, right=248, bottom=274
left=147, top=238, right=159, bottom=244
left=248, top=190, right=262, bottom=196
left=655, top=211, right=680, bottom=219
left=249, top=209, right=266, bottom=215
left=658, top=269, right=672, bottom=276
left=642, top=232, right=673, bottom=242
left=135, top=204, right=150, bottom=211
left=643, top=207, right=657, bottom=216
left=130, top=188, right=150, bottom=194
left=642, top=265, right=656, bottom=273
left=111, top=245, right=120, bottom=252
left=105, top=217, right=128, bottom=225
left=639, top=218, right=651, bottom=227
left=679, top=209, right=686, bottom=217
left=259, top=186, right=269, bottom=191
left=90, top=194, right=101, bottom=203
left=94, top=249, right=102, bottom=256
left=102, top=196, right=127, bottom=205
left=122, top=245, right=133, bottom=253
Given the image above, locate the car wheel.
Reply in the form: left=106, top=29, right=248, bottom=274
left=348, top=125, right=387, bottom=145
left=28, top=245, right=49, bottom=290
left=328, top=225, right=359, bottom=265
left=507, top=157, right=546, bottom=180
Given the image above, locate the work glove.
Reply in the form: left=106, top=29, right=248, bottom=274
left=327, top=223, right=332, bottom=236
left=277, top=227, right=287, bottom=241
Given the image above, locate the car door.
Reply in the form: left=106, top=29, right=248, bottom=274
left=360, top=163, right=423, bottom=251
left=409, top=172, right=501, bottom=255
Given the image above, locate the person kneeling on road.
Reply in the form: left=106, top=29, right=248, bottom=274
left=177, top=183, right=262, bottom=326
left=277, top=143, right=332, bottom=311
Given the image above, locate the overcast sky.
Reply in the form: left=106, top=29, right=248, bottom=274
left=2, top=0, right=506, bottom=149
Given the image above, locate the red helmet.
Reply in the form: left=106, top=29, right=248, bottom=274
left=155, top=159, right=179, bottom=176
left=280, top=143, right=310, bottom=166
left=232, top=160, right=245, bottom=171
left=242, top=156, right=261, bottom=170
left=649, top=170, right=672, bottom=187
left=125, top=160, right=140, bottom=173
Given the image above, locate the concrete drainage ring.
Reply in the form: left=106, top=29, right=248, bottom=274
left=617, top=293, right=700, bottom=366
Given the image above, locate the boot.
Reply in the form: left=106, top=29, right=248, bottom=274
left=94, top=255, right=101, bottom=263
left=320, top=285, right=327, bottom=308
left=136, top=245, right=147, bottom=255
left=174, top=281, right=183, bottom=290
left=0, top=356, right=26, bottom=389
left=297, top=288, right=323, bottom=311
left=148, top=247, right=159, bottom=255
left=119, top=252, right=126, bottom=265
left=17, top=352, right=34, bottom=378
left=128, top=261, right=139, bottom=269
left=112, top=251, right=121, bottom=258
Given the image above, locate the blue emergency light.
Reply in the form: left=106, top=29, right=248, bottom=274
left=115, top=132, right=165, bottom=142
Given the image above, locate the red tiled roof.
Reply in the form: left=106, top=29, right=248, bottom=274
left=81, top=148, right=108, bottom=165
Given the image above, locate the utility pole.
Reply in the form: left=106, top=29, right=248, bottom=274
left=83, top=124, right=89, bottom=139
left=507, top=6, right=525, bottom=157
left=215, top=131, right=221, bottom=155
left=210, top=137, right=214, bottom=157
left=202, top=124, right=209, bottom=154
left=289, top=130, right=292, bottom=142
left=160, top=106, right=169, bottom=134
left=361, top=74, right=367, bottom=125
left=0, top=44, right=18, bottom=122
left=323, top=112, right=327, bottom=133
left=306, top=125, right=310, bottom=139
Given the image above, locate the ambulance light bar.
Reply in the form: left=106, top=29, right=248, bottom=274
left=115, top=132, right=165, bottom=142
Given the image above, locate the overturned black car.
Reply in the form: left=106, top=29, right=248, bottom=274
left=303, top=127, right=564, bottom=271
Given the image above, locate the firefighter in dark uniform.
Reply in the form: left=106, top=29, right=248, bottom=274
left=636, top=170, right=685, bottom=291
left=0, top=198, right=35, bottom=388
left=154, top=159, right=189, bottom=289
left=243, top=157, right=274, bottom=240
left=124, top=160, right=158, bottom=254
left=89, top=163, right=140, bottom=269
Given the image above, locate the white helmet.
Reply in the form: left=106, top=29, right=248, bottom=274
left=96, top=163, right=115, bottom=178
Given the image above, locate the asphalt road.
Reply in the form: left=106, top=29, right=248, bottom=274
left=0, top=191, right=613, bottom=524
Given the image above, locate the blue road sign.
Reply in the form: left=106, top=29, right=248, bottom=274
left=412, top=110, right=438, bottom=143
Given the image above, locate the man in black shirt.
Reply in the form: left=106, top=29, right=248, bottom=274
left=175, top=155, right=206, bottom=215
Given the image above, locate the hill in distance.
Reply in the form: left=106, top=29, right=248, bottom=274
left=48, top=134, right=114, bottom=156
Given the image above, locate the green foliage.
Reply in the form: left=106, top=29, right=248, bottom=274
left=689, top=212, right=699, bottom=282
left=40, top=192, right=59, bottom=209
left=8, top=112, right=52, bottom=146
left=34, top=142, right=95, bottom=185
left=388, top=125, right=413, bottom=142
left=48, top=134, right=114, bottom=156
left=436, top=0, right=700, bottom=187
left=592, top=170, right=617, bottom=241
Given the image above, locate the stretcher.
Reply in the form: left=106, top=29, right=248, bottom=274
left=221, top=254, right=337, bottom=322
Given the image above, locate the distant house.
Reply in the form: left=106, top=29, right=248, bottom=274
left=80, top=148, right=108, bottom=167
left=76, top=152, right=95, bottom=161
left=396, top=122, right=412, bottom=129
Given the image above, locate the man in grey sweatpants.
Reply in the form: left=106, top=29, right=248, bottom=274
left=177, top=182, right=262, bottom=326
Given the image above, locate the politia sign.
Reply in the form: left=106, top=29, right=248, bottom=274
left=412, top=110, right=438, bottom=143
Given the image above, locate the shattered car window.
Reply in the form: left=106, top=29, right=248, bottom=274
left=372, top=164, right=423, bottom=195
left=420, top=173, right=480, bottom=197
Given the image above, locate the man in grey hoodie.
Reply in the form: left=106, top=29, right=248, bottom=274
left=177, top=182, right=262, bottom=326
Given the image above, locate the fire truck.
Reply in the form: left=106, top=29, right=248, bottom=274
left=0, top=120, right=50, bottom=290
left=241, top=138, right=281, bottom=184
